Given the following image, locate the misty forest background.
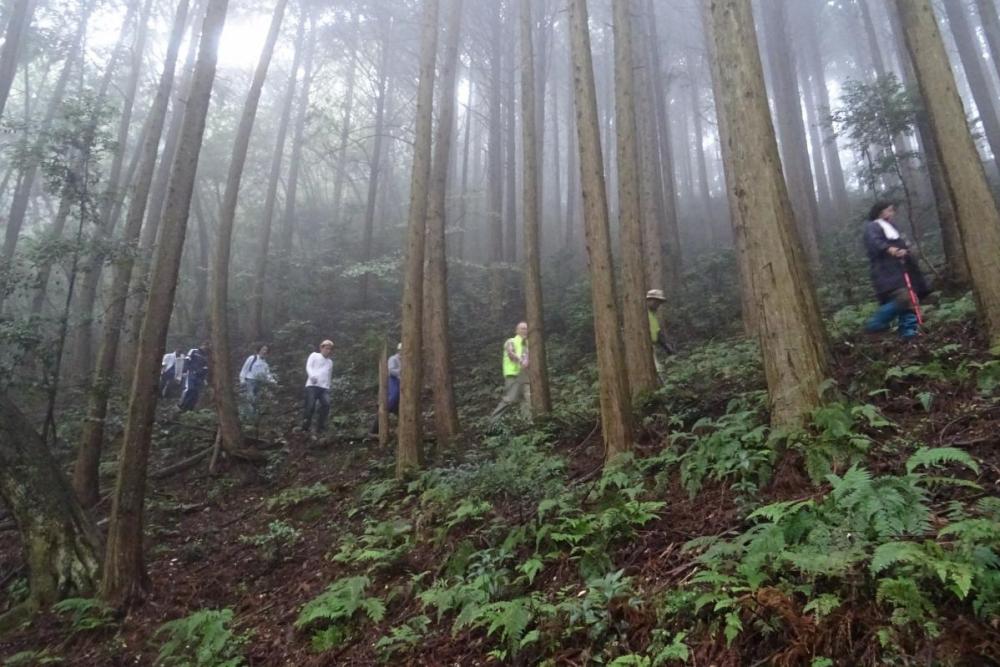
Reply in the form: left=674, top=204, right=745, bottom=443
left=3, top=0, right=1000, bottom=664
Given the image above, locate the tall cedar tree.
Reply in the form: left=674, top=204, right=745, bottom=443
left=74, top=0, right=192, bottom=508
left=424, top=0, right=464, bottom=442
left=568, top=0, right=634, bottom=458
left=612, top=0, right=658, bottom=396
left=209, top=0, right=287, bottom=459
left=893, top=0, right=1000, bottom=348
left=706, top=0, right=830, bottom=428
left=883, top=1, right=969, bottom=285
left=101, top=0, right=229, bottom=608
left=0, top=392, right=101, bottom=632
left=397, top=0, right=439, bottom=478
left=519, top=0, right=553, bottom=413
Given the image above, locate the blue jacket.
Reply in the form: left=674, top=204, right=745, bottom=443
left=863, top=220, right=929, bottom=303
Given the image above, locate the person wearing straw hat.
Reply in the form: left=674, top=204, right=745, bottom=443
left=302, top=339, right=334, bottom=434
left=646, top=289, right=674, bottom=379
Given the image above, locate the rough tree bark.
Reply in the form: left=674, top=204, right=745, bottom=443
left=706, top=0, right=830, bottom=428
left=423, top=0, right=463, bottom=443
left=209, top=0, right=287, bottom=460
left=504, top=8, right=517, bottom=264
left=397, top=0, right=439, bottom=479
left=73, top=0, right=191, bottom=509
left=101, top=0, right=228, bottom=608
left=894, top=0, right=1000, bottom=347
left=249, top=14, right=305, bottom=340
left=613, top=0, right=658, bottom=396
left=519, top=0, right=552, bottom=413
left=568, top=0, right=634, bottom=458
left=0, top=392, right=101, bottom=633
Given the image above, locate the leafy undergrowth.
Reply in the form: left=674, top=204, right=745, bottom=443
left=3, top=295, right=1000, bottom=666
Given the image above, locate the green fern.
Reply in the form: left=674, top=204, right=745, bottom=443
left=905, top=447, right=980, bottom=476
left=296, top=576, right=385, bottom=630
left=154, top=608, right=248, bottom=667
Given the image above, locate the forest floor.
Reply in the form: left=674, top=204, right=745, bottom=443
left=2, top=295, right=1000, bottom=666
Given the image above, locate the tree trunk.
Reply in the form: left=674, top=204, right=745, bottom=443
left=0, top=392, right=101, bottom=632
left=209, top=0, right=286, bottom=460
left=249, top=14, right=305, bottom=340
left=568, top=0, right=634, bottom=459
left=644, top=0, right=682, bottom=297
left=884, top=0, right=969, bottom=285
left=613, top=0, right=658, bottom=397
left=760, top=0, right=821, bottom=271
left=274, top=18, right=317, bottom=324
left=799, top=8, right=850, bottom=223
left=456, top=78, right=473, bottom=261
left=123, top=0, right=205, bottom=368
left=359, top=22, right=391, bottom=304
left=688, top=58, right=715, bottom=228
left=894, top=0, right=1000, bottom=347
left=423, top=0, right=463, bottom=443
left=977, top=0, right=1000, bottom=80
left=801, top=62, right=833, bottom=218
left=378, top=340, right=389, bottom=447
left=706, top=0, right=830, bottom=429
left=101, top=0, right=228, bottom=608
left=329, top=11, right=360, bottom=239
left=488, top=2, right=504, bottom=265
left=941, top=0, right=1000, bottom=174
left=397, top=0, right=439, bottom=479
left=504, top=9, right=518, bottom=264
left=519, top=0, right=552, bottom=414
left=0, top=0, right=35, bottom=121
left=73, top=0, right=191, bottom=509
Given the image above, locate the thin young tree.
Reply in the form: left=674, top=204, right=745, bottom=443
left=706, top=0, right=830, bottom=428
left=568, top=0, right=634, bottom=458
left=101, top=0, right=229, bottom=607
left=329, top=11, right=360, bottom=237
left=894, top=0, right=1000, bottom=347
left=519, top=0, right=552, bottom=413
left=612, top=0, right=658, bottom=396
left=397, top=0, right=440, bottom=478
left=249, top=13, right=306, bottom=340
left=424, top=0, right=464, bottom=442
left=209, top=0, right=287, bottom=459
left=74, top=0, right=191, bottom=508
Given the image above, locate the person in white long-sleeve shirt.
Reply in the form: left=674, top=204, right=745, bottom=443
left=302, top=339, right=334, bottom=433
left=239, top=344, right=276, bottom=420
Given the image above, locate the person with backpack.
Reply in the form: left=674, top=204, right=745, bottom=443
left=863, top=201, right=930, bottom=340
left=239, top=344, right=276, bottom=420
left=178, top=345, right=210, bottom=411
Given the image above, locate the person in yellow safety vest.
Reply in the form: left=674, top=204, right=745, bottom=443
left=490, top=321, right=531, bottom=420
left=646, top=289, right=674, bottom=378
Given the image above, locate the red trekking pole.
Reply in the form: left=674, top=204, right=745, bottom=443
left=900, top=260, right=924, bottom=326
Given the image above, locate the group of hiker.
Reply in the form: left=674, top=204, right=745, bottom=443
left=157, top=199, right=926, bottom=437
left=159, top=345, right=210, bottom=411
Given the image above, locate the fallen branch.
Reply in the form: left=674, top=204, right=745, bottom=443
left=150, top=447, right=213, bottom=480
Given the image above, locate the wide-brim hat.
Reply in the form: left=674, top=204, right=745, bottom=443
left=645, top=289, right=666, bottom=301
